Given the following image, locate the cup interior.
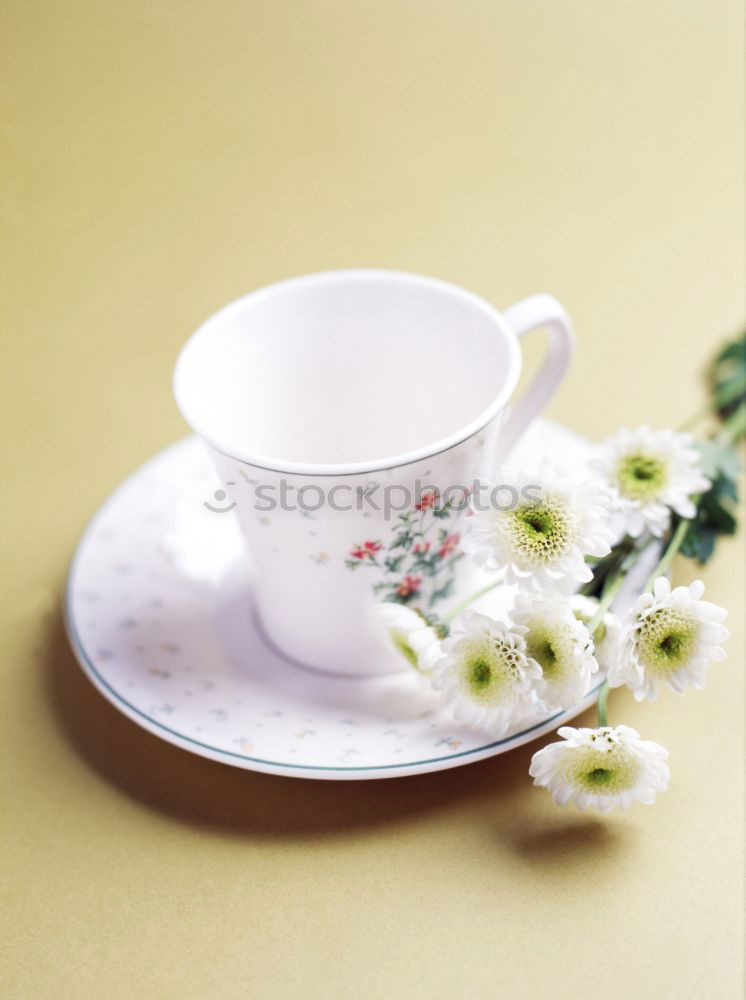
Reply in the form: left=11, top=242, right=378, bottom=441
left=174, top=271, right=518, bottom=469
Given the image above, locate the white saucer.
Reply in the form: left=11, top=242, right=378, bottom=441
left=65, top=420, right=646, bottom=780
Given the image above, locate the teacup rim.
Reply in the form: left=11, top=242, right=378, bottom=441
left=173, top=268, right=522, bottom=477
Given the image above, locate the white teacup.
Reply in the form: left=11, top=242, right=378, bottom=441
left=174, top=270, right=574, bottom=675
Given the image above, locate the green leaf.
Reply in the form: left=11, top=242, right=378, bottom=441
left=701, top=495, right=737, bottom=534
left=717, top=340, right=745, bottom=363
left=696, top=440, right=740, bottom=482
left=719, top=476, right=739, bottom=502
left=390, top=531, right=414, bottom=550
left=680, top=465, right=740, bottom=565
left=384, top=554, right=405, bottom=573
left=711, top=333, right=746, bottom=418
left=429, top=580, right=455, bottom=606
left=681, top=525, right=716, bottom=564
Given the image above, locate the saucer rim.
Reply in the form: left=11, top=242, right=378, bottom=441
left=64, top=433, right=603, bottom=782
left=65, top=595, right=603, bottom=779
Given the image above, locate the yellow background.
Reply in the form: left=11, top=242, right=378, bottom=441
left=2, top=2, right=743, bottom=998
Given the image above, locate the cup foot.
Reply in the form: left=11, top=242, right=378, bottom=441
left=214, top=560, right=409, bottom=681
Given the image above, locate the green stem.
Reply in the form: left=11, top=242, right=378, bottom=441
left=587, top=565, right=628, bottom=634
left=679, top=381, right=746, bottom=435
left=678, top=398, right=718, bottom=433
left=644, top=514, right=690, bottom=591
left=596, top=681, right=610, bottom=727
left=581, top=537, right=635, bottom=597
left=443, top=579, right=502, bottom=623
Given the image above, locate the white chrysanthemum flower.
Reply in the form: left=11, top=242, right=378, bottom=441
left=464, top=462, right=614, bottom=594
left=608, top=577, right=729, bottom=701
left=529, top=725, right=669, bottom=812
left=590, top=426, right=710, bottom=538
left=512, top=594, right=598, bottom=711
left=373, top=602, right=442, bottom=672
left=570, top=594, right=623, bottom=674
left=430, top=611, right=541, bottom=733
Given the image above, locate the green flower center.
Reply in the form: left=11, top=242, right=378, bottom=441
left=390, top=629, right=418, bottom=669
left=586, top=767, right=613, bottom=786
left=526, top=631, right=560, bottom=679
left=636, top=607, right=698, bottom=676
left=458, top=635, right=523, bottom=705
left=469, top=657, right=492, bottom=690
left=520, top=508, right=554, bottom=536
left=616, top=452, right=668, bottom=502
left=564, top=735, right=642, bottom=795
left=506, top=499, right=571, bottom=565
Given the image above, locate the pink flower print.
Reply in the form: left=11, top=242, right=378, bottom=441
left=415, top=490, right=439, bottom=512
left=396, top=575, right=422, bottom=598
left=438, top=533, right=460, bottom=558
left=412, top=541, right=430, bottom=555
left=350, top=540, right=383, bottom=560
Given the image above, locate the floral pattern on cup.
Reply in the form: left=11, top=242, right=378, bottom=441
left=345, top=488, right=465, bottom=608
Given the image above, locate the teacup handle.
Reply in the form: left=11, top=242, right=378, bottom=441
left=498, top=293, right=575, bottom=458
